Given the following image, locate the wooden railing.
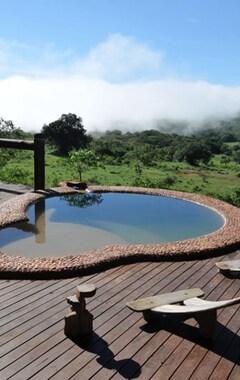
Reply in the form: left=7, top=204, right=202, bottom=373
left=0, top=133, right=45, bottom=191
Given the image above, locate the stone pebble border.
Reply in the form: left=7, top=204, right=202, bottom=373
left=0, top=184, right=240, bottom=278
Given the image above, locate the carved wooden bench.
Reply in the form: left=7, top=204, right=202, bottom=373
left=216, top=259, right=240, bottom=272
left=126, top=288, right=204, bottom=311
left=127, top=289, right=240, bottom=339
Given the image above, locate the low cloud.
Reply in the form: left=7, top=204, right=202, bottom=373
left=1, top=75, right=240, bottom=133
left=0, top=34, right=240, bottom=133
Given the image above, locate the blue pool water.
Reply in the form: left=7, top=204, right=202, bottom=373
left=0, top=192, right=224, bottom=258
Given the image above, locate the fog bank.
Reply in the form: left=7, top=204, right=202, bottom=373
left=1, top=75, right=240, bottom=133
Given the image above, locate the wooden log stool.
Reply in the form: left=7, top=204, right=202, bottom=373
left=64, top=283, right=97, bottom=338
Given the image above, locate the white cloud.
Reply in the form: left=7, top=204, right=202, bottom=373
left=0, top=34, right=240, bottom=133
left=72, top=34, right=164, bottom=81
left=0, top=34, right=163, bottom=81
left=1, top=75, right=240, bottom=133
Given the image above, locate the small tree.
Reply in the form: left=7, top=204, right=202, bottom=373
left=69, top=149, right=98, bottom=182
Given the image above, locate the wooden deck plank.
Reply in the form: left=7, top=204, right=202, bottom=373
left=161, top=284, right=240, bottom=379
left=187, top=299, right=240, bottom=380
left=227, top=358, right=240, bottom=380
left=0, top=266, right=150, bottom=378
left=94, top=256, right=240, bottom=378
left=166, top=288, right=240, bottom=380
left=0, top=250, right=239, bottom=379
left=26, top=264, right=164, bottom=379
left=90, top=264, right=219, bottom=377
left=0, top=264, right=131, bottom=330
left=0, top=329, right=67, bottom=379
left=207, top=326, right=240, bottom=380
left=2, top=264, right=156, bottom=380
left=0, top=281, right=82, bottom=347
left=0, top=279, right=65, bottom=316
left=172, top=286, right=240, bottom=380
left=0, top=266, right=130, bottom=360
left=19, top=262, right=180, bottom=378
left=66, top=317, right=151, bottom=380
left=50, top=262, right=221, bottom=380
left=110, top=328, right=172, bottom=379
left=0, top=279, right=23, bottom=292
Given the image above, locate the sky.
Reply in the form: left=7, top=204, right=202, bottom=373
left=1, top=0, right=240, bottom=133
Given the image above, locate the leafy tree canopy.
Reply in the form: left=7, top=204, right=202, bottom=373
left=181, top=140, right=212, bottom=165
left=41, top=113, right=91, bottom=155
left=0, top=117, right=26, bottom=139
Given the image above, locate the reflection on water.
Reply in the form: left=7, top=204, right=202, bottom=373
left=0, top=192, right=224, bottom=258
left=35, top=198, right=46, bottom=243
left=3, top=198, right=46, bottom=244
left=3, top=193, right=103, bottom=246
left=61, top=192, right=103, bottom=208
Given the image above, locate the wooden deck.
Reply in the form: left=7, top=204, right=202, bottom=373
left=0, top=250, right=240, bottom=380
left=0, top=183, right=240, bottom=379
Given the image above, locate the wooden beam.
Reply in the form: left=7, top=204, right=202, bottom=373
left=0, top=138, right=34, bottom=150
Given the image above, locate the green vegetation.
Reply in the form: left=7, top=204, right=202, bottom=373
left=0, top=114, right=240, bottom=207
left=69, top=149, right=99, bottom=182
left=41, top=113, right=91, bottom=155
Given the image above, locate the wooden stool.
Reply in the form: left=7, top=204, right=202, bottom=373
left=64, top=283, right=97, bottom=338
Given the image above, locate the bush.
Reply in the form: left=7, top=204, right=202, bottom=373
left=163, top=176, right=176, bottom=186
left=1, top=166, right=30, bottom=185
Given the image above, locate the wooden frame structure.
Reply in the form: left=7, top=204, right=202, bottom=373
left=0, top=133, right=45, bottom=191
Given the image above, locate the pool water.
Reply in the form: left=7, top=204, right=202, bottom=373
left=0, top=192, right=224, bottom=258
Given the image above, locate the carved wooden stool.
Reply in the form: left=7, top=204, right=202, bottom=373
left=64, top=283, right=97, bottom=338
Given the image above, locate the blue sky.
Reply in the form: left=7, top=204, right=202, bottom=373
left=1, top=0, right=240, bottom=132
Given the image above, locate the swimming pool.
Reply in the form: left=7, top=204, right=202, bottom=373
left=0, top=185, right=239, bottom=277
left=0, top=191, right=224, bottom=258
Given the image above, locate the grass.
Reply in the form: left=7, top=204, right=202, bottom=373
left=0, top=146, right=239, bottom=206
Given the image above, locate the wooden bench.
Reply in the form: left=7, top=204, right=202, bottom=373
left=127, top=289, right=240, bottom=339
left=126, top=288, right=204, bottom=311
left=216, top=259, right=240, bottom=272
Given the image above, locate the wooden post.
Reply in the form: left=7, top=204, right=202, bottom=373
left=34, top=134, right=45, bottom=191
left=0, top=134, right=45, bottom=191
